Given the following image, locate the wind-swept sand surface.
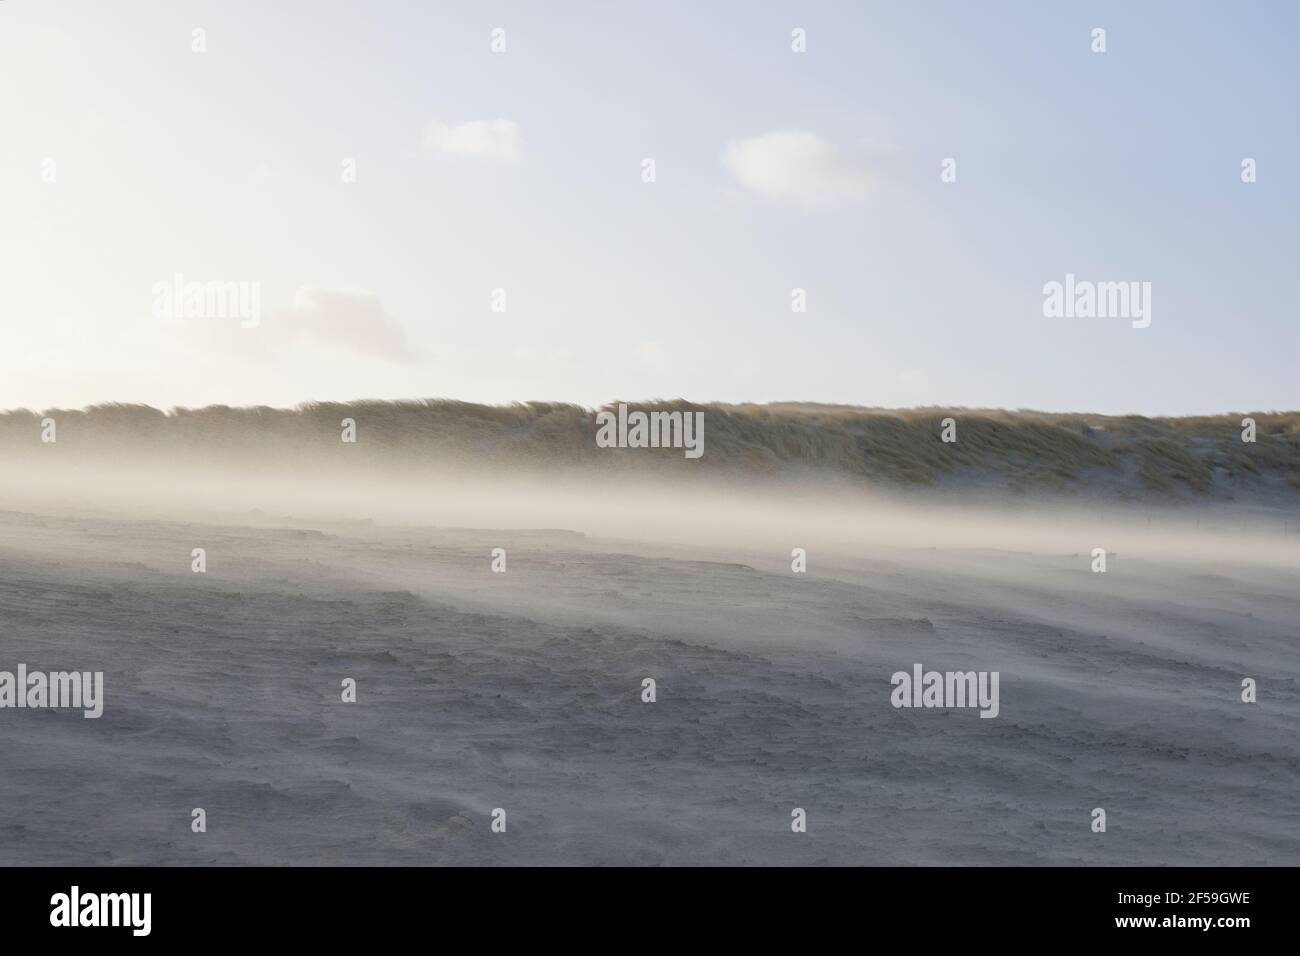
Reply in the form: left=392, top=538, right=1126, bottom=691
left=1, top=497, right=1297, bottom=865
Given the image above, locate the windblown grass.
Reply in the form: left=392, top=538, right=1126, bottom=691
left=2, top=400, right=1298, bottom=500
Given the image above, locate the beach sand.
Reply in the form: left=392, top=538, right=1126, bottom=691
left=1, top=490, right=1296, bottom=865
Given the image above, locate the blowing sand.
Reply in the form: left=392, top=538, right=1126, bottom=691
left=0, top=473, right=1296, bottom=865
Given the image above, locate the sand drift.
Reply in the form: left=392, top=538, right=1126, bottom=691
left=0, top=450, right=1297, bottom=863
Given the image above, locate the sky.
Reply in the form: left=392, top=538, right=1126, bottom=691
left=1, top=0, right=1297, bottom=415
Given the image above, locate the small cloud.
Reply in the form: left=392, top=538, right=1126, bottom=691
left=424, top=119, right=522, bottom=163
left=284, top=288, right=415, bottom=363
left=722, top=130, right=871, bottom=207
left=178, top=288, right=416, bottom=364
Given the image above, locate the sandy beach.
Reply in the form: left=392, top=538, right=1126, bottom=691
left=2, top=485, right=1296, bottom=865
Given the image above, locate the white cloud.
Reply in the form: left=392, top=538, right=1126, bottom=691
left=722, top=130, right=871, bottom=207
left=179, top=288, right=416, bottom=364
left=424, top=119, right=522, bottom=163
left=284, top=288, right=415, bottom=362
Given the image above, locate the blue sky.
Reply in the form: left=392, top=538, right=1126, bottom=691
left=1, top=0, right=1296, bottom=413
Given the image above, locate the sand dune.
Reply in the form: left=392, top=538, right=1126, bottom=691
left=2, top=400, right=1298, bottom=504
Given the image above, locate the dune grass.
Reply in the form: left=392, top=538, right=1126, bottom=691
left=2, top=400, right=1298, bottom=500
